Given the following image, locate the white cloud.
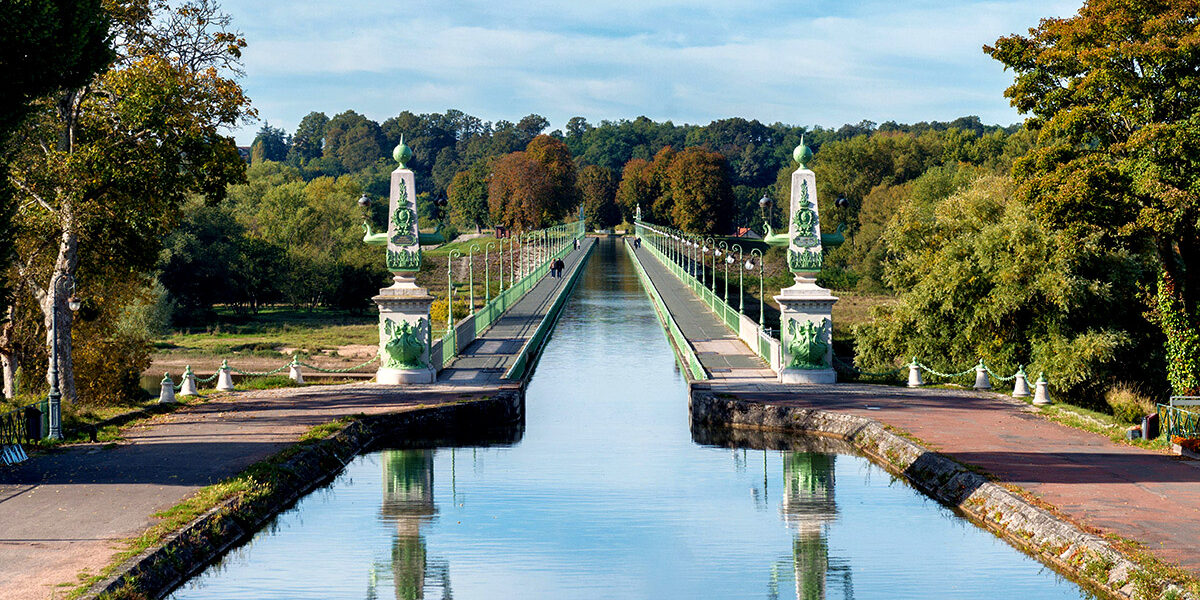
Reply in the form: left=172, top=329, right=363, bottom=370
left=224, top=0, right=1080, bottom=143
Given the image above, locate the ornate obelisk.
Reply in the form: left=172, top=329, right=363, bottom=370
left=775, top=140, right=838, bottom=384
left=368, top=137, right=436, bottom=384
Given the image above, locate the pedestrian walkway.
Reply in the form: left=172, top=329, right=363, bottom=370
left=0, top=382, right=511, bottom=600
left=629, top=236, right=1200, bottom=579
left=628, top=241, right=771, bottom=382
left=438, top=237, right=595, bottom=385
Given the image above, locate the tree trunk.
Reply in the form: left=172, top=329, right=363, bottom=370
left=0, top=308, right=15, bottom=399
left=39, top=199, right=79, bottom=403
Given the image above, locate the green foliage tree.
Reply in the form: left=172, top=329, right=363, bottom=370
left=5, top=0, right=252, bottom=402
left=250, top=123, right=288, bottom=164
left=667, top=147, right=735, bottom=234
left=986, top=0, right=1200, bottom=393
left=447, top=160, right=491, bottom=231
left=288, top=111, right=328, bottom=164
left=0, top=0, right=114, bottom=396
left=323, top=110, right=386, bottom=173
left=855, top=175, right=1162, bottom=404
left=578, top=164, right=620, bottom=230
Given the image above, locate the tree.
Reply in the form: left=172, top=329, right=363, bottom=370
left=578, top=165, right=620, bottom=230
left=667, top=147, right=735, bottom=234
left=447, top=160, right=491, bottom=231
left=487, top=152, right=553, bottom=230
left=986, top=0, right=1200, bottom=393
left=524, top=135, right=579, bottom=219
left=288, top=111, right=328, bottom=164
left=0, top=0, right=113, bottom=396
left=5, top=0, right=252, bottom=402
left=250, top=123, right=288, bottom=164
left=323, top=110, right=386, bottom=172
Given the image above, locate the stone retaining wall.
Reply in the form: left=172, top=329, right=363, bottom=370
left=690, top=390, right=1190, bottom=600
left=82, top=390, right=523, bottom=600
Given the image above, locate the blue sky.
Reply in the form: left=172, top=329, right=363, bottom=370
left=222, top=0, right=1079, bottom=145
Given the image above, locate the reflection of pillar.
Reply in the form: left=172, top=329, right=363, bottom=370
left=377, top=450, right=440, bottom=600
left=781, top=453, right=837, bottom=600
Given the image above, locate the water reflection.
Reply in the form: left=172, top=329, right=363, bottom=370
left=370, top=450, right=450, bottom=600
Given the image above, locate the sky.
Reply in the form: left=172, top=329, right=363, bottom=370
left=221, top=0, right=1080, bottom=145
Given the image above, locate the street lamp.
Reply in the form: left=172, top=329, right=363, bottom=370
left=704, top=237, right=718, bottom=291
left=730, top=244, right=744, bottom=313
left=446, top=250, right=462, bottom=334
left=747, top=249, right=765, bottom=330
left=46, top=274, right=80, bottom=440
left=759, top=193, right=773, bottom=232
left=484, top=242, right=497, bottom=302
left=717, top=241, right=729, bottom=302
left=468, top=244, right=480, bottom=314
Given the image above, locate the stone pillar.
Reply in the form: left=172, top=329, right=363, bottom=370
left=179, top=365, right=198, bottom=396
left=374, top=140, right=436, bottom=385
left=776, top=143, right=837, bottom=385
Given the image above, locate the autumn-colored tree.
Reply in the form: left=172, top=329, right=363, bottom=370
left=986, top=0, right=1200, bottom=393
left=667, top=147, right=734, bottom=234
left=578, top=165, right=620, bottom=230
left=487, top=152, right=553, bottom=230
left=524, top=134, right=579, bottom=218
left=4, top=0, right=252, bottom=401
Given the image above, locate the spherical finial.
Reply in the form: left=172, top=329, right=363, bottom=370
left=793, top=136, right=813, bottom=168
left=392, top=134, right=413, bottom=168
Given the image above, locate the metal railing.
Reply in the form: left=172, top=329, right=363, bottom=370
left=1159, top=403, right=1200, bottom=440
left=624, top=239, right=707, bottom=381
left=1, top=400, right=47, bottom=464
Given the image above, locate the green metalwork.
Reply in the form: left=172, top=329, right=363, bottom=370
left=382, top=318, right=427, bottom=370
left=484, top=242, right=496, bottom=302
left=393, top=135, right=413, bottom=168
left=748, top=248, right=765, bottom=329
left=387, top=248, right=421, bottom=271
left=623, top=239, right=708, bottom=381
left=789, top=248, right=823, bottom=271
left=793, top=137, right=813, bottom=169
left=296, top=354, right=380, bottom=373
left=1159, top=404, right=1200, bottom=440
left=362, top=222, right=388, bottom=245
left=468, top=244, right=480, bottom=315
left=787, top=318, right=829, bottom=369
left=446, top=250, right=463, bottom=333
left=391, top=207, right=416, bottom=246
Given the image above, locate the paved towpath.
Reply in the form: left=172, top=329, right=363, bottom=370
left=0, top=381, right=513, bottom=600
left=628, top=241, right=771, bottom=382
left=630, top=240, right=1200, bottom=577
left=438, top=237, right=594, bottom=385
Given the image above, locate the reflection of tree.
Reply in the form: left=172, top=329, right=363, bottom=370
left=773, top=452, right=854, bottom=600
left=368, top=450, right=453, bottom=600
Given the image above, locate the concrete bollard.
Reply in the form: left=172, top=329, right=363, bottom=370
left=289, top=355, right=304, bottom=384
left=1012, top=367, right=1030, bottom=398
left=973, top=360, right=991, bottom=390
left=907, top=359, right=924, bottom=387
left=216, top=359, right=235, bottom=391
left=159, top=373, right=177, bottom=403
left=1032, top=373, right=1051, bottom=405
left=179, top=365, right=198, bottom=397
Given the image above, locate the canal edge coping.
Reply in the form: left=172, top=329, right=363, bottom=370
left=623, top=239, right=708, bottom=382
left=78, top=390, right=523, bottom=600
left=689, top=390, right=1194, bottom=600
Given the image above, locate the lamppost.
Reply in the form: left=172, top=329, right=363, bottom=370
left=747, top=249, right=765, bottom=330
left=759, top=192, right=773, bottom=233
left=485, top=242, right=497, bottom=302
left=468, top=244, right=480, bottom=314
left=730, top=243, right=744, bottom=313
left=46, top=274, right=81, bottom=440
left=446, top=250, right=462, bottom=334
left=717, top=241, right=730, bottom=302
left=508, top=234, right=518, bottom=286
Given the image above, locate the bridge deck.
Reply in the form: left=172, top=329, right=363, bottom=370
left=437, top=237, right=595, bottom=385
left=628, top=241, right=770, bottom=382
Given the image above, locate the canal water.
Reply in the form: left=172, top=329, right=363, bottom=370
left=168, top=239, right=1091, bottom=600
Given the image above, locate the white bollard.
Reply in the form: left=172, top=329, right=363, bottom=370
left=216, top=359, right=236, bottom=391
left=973, top=361, right=992, bottom=390
left=159, top=373, right=177, bottom=404
left=179, top=365, right=198, bottom=397
left=289, top=356, right=304, bottom=384
left=1012, top=367, right=1030, bottom=398
left=907, top=359, right=924, bottom=387
left=1032, top=373, right=1051, bottom=405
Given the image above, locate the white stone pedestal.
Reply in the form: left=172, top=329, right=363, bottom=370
left=775, top=276, right=838, bottom=384
left=374, top=276, right=436, bottom=385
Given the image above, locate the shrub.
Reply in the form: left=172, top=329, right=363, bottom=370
left=1105, top=384, right=1157, bottom=424
left=240, top=375, right=298, bottom=390
left=429, top=299, right=469, bottom=325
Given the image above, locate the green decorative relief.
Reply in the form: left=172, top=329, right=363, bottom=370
left=787, top=318, right=829, bottom=369
left=382, top=318, right=427, bottom=370
left=789, top=248, right=823, bottom=272
left=391, top=184, right=416, bottom=246
left=387, top=248, right=421, bottom=271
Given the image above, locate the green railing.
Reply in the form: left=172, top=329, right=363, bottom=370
left=503, top=238, right=594, bottom=380
left=1159, top=403, right=1200, bottom=440
left=634, top=221, right=779, bottom=369
left=431, top=220, right=586, bottom=372
left=624, top=238, right=708, bottom=381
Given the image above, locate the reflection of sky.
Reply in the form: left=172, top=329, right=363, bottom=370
left=169, top=241, right=1091, bottom=600
left=221, top=0, right=1081, bottom=144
